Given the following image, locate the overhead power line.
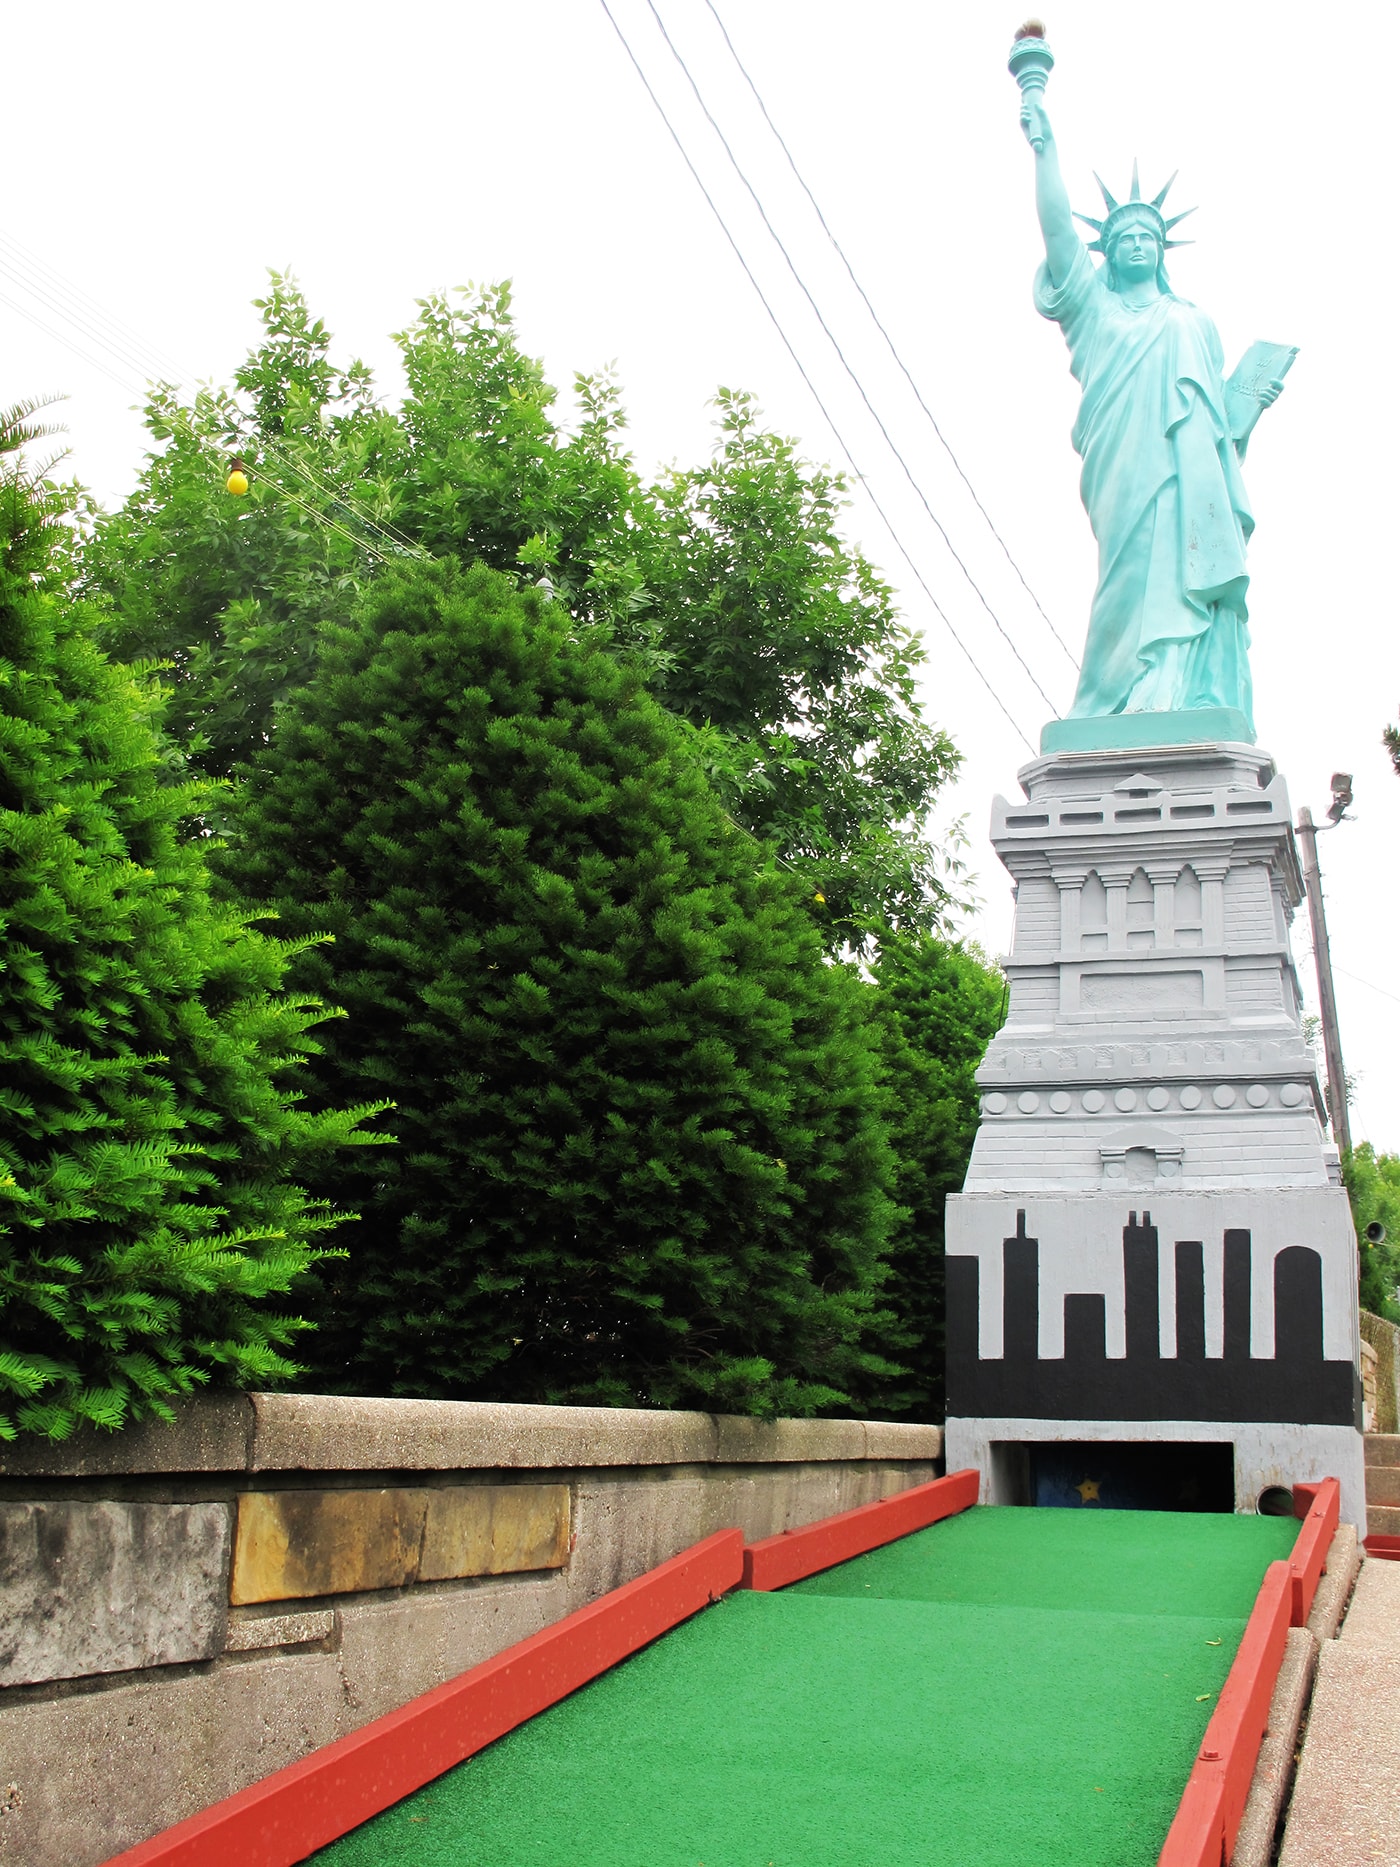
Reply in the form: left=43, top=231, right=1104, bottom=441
left=0, top=228, right=422, bottom=565
left=704, top=0, right=1080, bottom=676
left=1332, top=964, right=1400, bottom=1010
left=597, top=0, right=1036, bottom=755
left=643, top=0, right=1061, bottom=717
left=0, top=285, right=133, bottom=396
left=0, top=261, right=383, bottom=566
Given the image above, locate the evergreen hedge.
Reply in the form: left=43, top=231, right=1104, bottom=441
left=0, top=411, right=381, bottom=1439
left=871, top=935, right=1005, bottom=1417
left=221, top=558, right=900, bottom=1416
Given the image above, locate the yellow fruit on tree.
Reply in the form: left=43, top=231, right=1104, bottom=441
left=226, top=469, right=249, bottom=496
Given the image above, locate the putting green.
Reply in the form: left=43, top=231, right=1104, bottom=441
left=310, top=1506, right=1298, bottom=1867
left=789, top=1502, right=1298, bottom=1618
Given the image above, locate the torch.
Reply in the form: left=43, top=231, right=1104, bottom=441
left=1008, top=20, right=1054, bottom=151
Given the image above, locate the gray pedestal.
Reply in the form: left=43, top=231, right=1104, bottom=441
left=945, top=742, right=1366, bottom=1526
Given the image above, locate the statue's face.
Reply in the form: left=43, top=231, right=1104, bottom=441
left=1109, top=219, right=1162, bottom=283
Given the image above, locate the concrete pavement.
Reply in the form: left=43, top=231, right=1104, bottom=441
left=1278, top=1556, right=1400, bottom=1866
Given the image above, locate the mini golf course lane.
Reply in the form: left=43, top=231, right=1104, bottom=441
left=310, top=1506, right=1299, bottom=1867
left=788, top=1501, right=1297, bottom=1617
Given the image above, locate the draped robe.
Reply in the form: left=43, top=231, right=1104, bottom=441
left=1035, top=243, right=1255, bottom=728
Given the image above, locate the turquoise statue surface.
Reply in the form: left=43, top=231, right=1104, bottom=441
left=1009, top=26, right=1291, bottom=756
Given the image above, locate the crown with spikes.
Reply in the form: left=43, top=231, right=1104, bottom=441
left=1074, top=160, right=1195, bottom=255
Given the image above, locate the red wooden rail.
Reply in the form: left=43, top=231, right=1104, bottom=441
left=1158, top=1557, right=1293, bottom=1867
left=1159, top=1473, right=1344, bottom=1866
left=1159, top=1769, right=1227, bottom=1867
left=1363, top=1532, right=1400, bottom=1563
left=101, top=1527, right=744, bottom=1867
left=1288, top=1478, right=1340, bottom=1625
left=741, top=1467, right=979, bottom=1590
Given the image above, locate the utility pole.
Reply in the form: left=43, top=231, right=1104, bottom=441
left=1295, top=803, right=1351, bottom=1158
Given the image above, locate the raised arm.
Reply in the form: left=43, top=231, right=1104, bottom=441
left=1021, top=98, right=1079, bottom=288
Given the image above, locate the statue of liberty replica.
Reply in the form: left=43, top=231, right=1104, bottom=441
left=1012, top=23, right=1290, bottom=750
left=938, top=26, right=1366, bottom=1529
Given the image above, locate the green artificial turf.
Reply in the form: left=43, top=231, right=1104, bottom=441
left=310, top=1507, right=1298, bottom=1867
left=789, top=1503, right=1301, bottom=1619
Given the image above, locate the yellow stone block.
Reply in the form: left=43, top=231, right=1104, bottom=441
left=229, top=1483, right=571, bottom=1604
left=230, top=1488, right=428, bottom=1605
left=419, top=1483, right=570, bottom=1582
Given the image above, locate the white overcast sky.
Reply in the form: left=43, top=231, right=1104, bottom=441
left=6, top=2, right=1397, bottom=1145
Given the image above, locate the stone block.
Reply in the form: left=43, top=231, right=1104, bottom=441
left=1366, top=1503, right=1400, bottom=1536
left=0, top=1394, right=252, bottom=1477
left=1362, top=1337, right=1380, bottom=1431
left=0, top=1647, right=348, bottom=1867
left=419, top=1483, right=570, bottom=1580
left=243, top=1393, right=931, bottom=1475
left=861, top=1420, right=943, bottom=1460
left=230, top=1482, right=573, bottom=1603
left=709, top=1414, right=866, bottom=1464
left=1366, top=1432, right=1400, bottom=1468
left=0, top=1390, right=938, bottom=1479
left=562, top=1477, right=716, bottom=1601
left=246, top=1392, right=719, bottom=1473
left=223, top=1607, right=335, bottom=1651
left=0, top=1501, right=229, bottom=1686
left=1366, top=1462, right=1400, bottom=1506
left=336, top=1573, right=570, bottom=1722
left=231, top=1487, right=428, bottom=1604
left=1360, top=1315, right=1400, bottom=1435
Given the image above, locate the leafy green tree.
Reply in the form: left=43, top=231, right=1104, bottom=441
left=637, top=389, right=960, bottom=946
left=87, top=277, right=961, bottom=945
left=0, top=403, right=384, bottom=1440
left=90, top=275, right=403, bottom=783
left=867, top=935, right=1005, bottom=1417
left=394, top=286, right=648, bottom=639
left=218, top=556, right=900, bottom=1415
left=1344, top=1143, right=1400, bottom=1322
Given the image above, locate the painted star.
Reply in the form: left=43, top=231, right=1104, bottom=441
left=1075, top=1477, right=1102, bottom=1503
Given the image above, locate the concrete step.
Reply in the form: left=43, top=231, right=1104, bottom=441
left=1277, top=1640, right=1400, bottom=1866
left=1365, top=1503, right=1400, bottom=1537
left=1339, top=1559, right=1400, bottom=1647
left=1364, top=1432, right=1400, bottom=1468
left=1277, top=1562, right=1400, bottom=1865
left=1367, top=1464, right=1400, bottom=1508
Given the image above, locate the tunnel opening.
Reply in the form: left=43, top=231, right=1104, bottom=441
left=1018, top=1439, right=1236, bottom=1512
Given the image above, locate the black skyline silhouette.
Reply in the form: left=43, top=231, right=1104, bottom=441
left=945, top=1210, right=1359, bottom=1425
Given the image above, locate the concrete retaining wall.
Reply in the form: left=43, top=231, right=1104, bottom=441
left=0, top=1393, right=941, bottom=1866
left=1360, top=1309, right=1400, bottom=1435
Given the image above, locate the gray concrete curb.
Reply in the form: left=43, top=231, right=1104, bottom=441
left=1306, top=1523, right=1362, bottom=1643
left=1231, top=1524, right=1359, bottom=1867
left=1231, top=1624, right=1319, bottom=1867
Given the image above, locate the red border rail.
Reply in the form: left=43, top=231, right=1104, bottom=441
left=1158, top=1557, right=1293, bottom=1867
left=1159, top=1473, right=1344, bottom=1867
left=741, top=1467, right=979, bottom=1590
left=1288, top=1478, right=1340, bottom=1624
left=1158, top=1770, right=1227, bottom=1867
left=101, top=1527, right=744, bottom=1867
